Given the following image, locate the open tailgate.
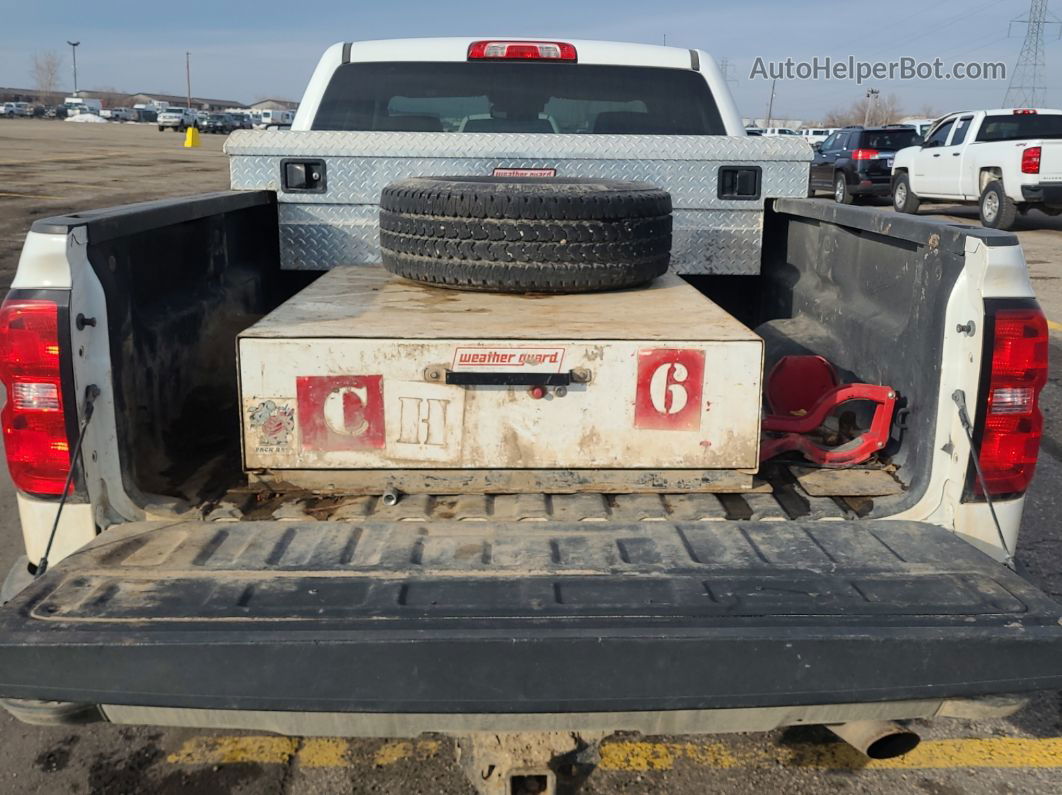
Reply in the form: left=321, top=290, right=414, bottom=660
left=2, top=518, right=1061, bottom=712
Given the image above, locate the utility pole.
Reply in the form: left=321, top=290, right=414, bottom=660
left=1004, top=0, right=1061, bottom=107
left=185, top=52, right=192, bottom=109
left=66, top=40, right=80, bottom=95
left=863, top=88, right=880, bottom=126
left=765, top=77, right=777, bottom=128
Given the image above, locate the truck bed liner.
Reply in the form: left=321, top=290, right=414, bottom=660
left=1, top=519, right=1060, bottom=711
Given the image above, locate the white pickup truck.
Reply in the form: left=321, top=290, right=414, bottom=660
left=892, top=108, right=1062, bottom=229
left=156, top=106, right=198, bottom=132
left=0, top=38, right=1060, bottom=792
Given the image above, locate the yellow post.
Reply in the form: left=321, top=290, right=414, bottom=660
left=183, top=126, right=200, bottom=148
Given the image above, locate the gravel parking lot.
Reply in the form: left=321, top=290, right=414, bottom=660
left=0, top=119, right=1061, bottom=794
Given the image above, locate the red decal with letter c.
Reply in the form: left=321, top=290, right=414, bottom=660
left=297, top=375, right=385, bottom=450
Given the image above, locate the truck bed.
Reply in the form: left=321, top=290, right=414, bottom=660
left=2, top=516, right=1060, bottom=711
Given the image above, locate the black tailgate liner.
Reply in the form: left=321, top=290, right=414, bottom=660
left=1, top=519, right=1060, bottom=712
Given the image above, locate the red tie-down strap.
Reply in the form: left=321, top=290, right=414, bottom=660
left=760, top=383, right=898, bottom=468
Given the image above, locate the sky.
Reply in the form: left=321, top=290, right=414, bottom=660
left=0, top=0, right=1058, bottom=121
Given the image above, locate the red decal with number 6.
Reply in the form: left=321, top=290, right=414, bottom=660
left=634, top=349, right=705, bottom=430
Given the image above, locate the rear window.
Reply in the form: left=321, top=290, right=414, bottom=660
left=977, top=114, right=1062, bottom=142
left=858, top=130, right=921, bottom=150
left=313, top=62, right=725, bottom=134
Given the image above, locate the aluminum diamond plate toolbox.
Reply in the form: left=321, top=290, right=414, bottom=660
left=226, top=131, right=812, bottom=274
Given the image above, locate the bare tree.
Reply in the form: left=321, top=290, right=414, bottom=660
left=916, top=103, right=943, bottom=120
left=30, top=51, right=63, bottom=102
left=823, top=93, right=903, bottom=127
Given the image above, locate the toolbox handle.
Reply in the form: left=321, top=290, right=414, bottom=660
left=445, top=371, right=573, bottom=387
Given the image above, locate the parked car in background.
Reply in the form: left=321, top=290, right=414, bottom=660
left=800, top=127, right=839, bottom=148
left=64, top=97, right=102, bottom=116
left=755, top=127, right=802, bottom=137
left=810, top=125, right=923, bottom=203
left=157, top=107, right=197, bottom=132
left=201, top=113, right=236, bottom=134
left=894, top=117, right=937, bottom=138
left=228, top=112, right=254, bottom=129
left=11, top=102, right=33, bottom=117
left=0, top=102, right=15, bottom=118
left=134, top=108, right=157, bottom=123
left=100, top=107, right=136, bottom=122
left=892, top=108, right=1062, bottom=229
left=255, top=109, right=294, bottom=128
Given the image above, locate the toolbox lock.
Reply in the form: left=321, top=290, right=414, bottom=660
left=281, top=159, right=326, bottom=193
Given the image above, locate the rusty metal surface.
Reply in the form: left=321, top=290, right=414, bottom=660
left=225, top=130, right=812, bottom=274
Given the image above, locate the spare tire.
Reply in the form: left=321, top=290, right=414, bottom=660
left=379, top=176, right=672, bottom=293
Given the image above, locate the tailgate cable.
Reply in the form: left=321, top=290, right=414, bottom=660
left=35, top=384, right=101, bottom=578
left=952, top=389, right=1012, bottom=564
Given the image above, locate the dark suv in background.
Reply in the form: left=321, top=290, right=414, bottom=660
left=810, top=126, right=923, bottom=203
left=201, top=113, right=237, bottom=134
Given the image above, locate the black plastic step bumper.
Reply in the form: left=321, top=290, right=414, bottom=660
left=1, top=519, right=1060, bottom=712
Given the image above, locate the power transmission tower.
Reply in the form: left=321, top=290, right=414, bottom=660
left=717, top=57, right=738, bottom=89
left=1003, top=0, right=1061, bottom=107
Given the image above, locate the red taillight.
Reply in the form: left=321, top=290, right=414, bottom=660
left=852, top=149, right=879, bottom=160
left=467, top=40, right=577, bottom=61
left=1022, top=146, right=1042, bottom=174
left=1013, top=109, right=1038, bottom=115
left=0, top=298, right=71, bottom=496
left=975, top=307, right=1048, bottom=497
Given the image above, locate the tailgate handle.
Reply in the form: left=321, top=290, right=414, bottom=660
left=445, top=371, right=573, bottom=387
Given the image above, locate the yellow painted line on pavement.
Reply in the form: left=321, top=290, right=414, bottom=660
left=599, top=738, right=1062, bottom=771
left=1047, top=318, right=1062, bottom=333
left=166, top=735, right=1062, bottom=772
left=167, top=736, right=440, bottom=768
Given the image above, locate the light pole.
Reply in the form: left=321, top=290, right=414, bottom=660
left=765, top=77, right=777, bottom=128
left=863, top=88, right=880, bottom=127
left=66, top=40, right=80, bottom=96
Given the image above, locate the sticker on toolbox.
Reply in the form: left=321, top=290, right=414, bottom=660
left=246, top=400, right=295, bottom=452
left=634, top=349, right=705, bottom=431
left=452, top=346, right=566, bottom=373
left=296, top=375, right=385, bottom=451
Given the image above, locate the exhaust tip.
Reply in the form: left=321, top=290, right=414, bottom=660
left=866, top=729, right=920, bottom=759
left=826, top=720, right=921, bottom=760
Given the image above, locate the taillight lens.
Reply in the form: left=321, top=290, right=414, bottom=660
left=851, top=149, right=880, bottom=160
left=975, top=307, right=1048, bottom=497
left=467, top=40, right=577, bottom=61
left=0, top=298, right=71, bottom=496
left=1022, top=146, right=1041, bottom=174
left=1013, top=109, right=1038, bottom=115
